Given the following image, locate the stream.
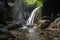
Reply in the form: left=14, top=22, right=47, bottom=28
left=18, top=27, right=40, bottom=40
left=9, top=6, right=41, bottom=40
left=9, top=26, right=41, bottom=40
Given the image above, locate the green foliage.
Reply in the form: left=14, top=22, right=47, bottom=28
left=25, top=0, right=37, bottom=5
left=36, top=0, right=44, bottom=6
left=25, top=0, right=44, bottom=6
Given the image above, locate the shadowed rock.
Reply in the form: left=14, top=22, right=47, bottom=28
left=48, top=17, right=60, bottom=28
left=37, top=20, right=50, bottom=29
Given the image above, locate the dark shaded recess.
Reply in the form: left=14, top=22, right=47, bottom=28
left=0, top=0, right=15, bottom=26
left=42, top=0, right=60, bottom=22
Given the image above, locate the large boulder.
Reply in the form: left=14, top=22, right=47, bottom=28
left=0, top=29, right=15, bottom=40
left=37, top=20, right=50, bottom=29
left=48, top=17, right=60, bottom=29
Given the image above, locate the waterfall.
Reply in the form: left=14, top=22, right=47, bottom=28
left=21, top=6, right=41, bottom=29
left=26, top=6, right=40, bottom=25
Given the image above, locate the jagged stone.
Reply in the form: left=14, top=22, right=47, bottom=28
left=48, top=17, right=60, bottom=28
left=0, top=26, right=15, bottom=39
left=37, top=20, right=50, bottom=29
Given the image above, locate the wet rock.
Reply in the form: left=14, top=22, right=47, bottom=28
left=38, top=29, right=60, bottom=40
left=48, top=17, right=60, bottom=28
left=0, top=27, right=9, bottom=39
left=0, top=34, right=8, bottom=39
left=0, top=27, right=8, bottom=34
left=7, top=23, right=22, bottom=30
left=0, top=25, right=15, bottom=39
left=38, top=20, right=50, bottom=29
left=0, top=33, right=15, bottom=40
left=27, top=25, right=33, bottom=28
left=53, top=37, right=60, bottom=40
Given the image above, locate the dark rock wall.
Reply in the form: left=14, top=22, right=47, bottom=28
left=0, top=0, right=37, bottom=25
left=0, top=0, right=15, bottom=25
left=42, top=0, right=60, bottom=21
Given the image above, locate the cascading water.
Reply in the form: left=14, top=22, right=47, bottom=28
left=26, top=6, right=40, bottom=25
left=21, top=6, right=40, bottom=29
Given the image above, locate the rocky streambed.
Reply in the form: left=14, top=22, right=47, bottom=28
left=0, top=17, right=60, bottom=40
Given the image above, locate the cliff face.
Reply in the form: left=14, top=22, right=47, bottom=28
left=0, top=0, right=37, bottom=26
left=12, top=0, right=37, bottom=25
left=42, top=0, right=60, bottom=21
left=48, top=17, right=60, bottom=29
left=0, top=0, right=15, bottom=25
